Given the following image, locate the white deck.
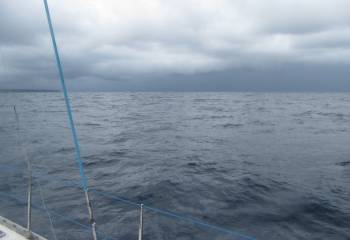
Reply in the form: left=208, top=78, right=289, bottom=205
left=0, top=223, right=27, bottom=240
left=0, top=216, right=46, bottom=240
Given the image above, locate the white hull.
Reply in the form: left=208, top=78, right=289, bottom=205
left=0, top=216, right=46, bottom=240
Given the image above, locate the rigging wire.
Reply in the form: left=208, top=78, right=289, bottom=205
left=0, top=192, right=114, bottom=240
left=13, top=106, right=33, bottom=236
left=42, top=0, right=98, bottom=239
left=35, top=177, right=58, bottom=240
left=13, top=106, right=58, bottom=240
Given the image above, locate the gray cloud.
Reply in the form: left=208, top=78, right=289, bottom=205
left=1, top=0, right=350, bottom=91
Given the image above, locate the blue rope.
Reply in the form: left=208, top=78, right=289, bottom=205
left=91, top=190, right=140, bottom=208
left=42, top=0, right=88, bottom=191
left=143, top=206, right=256, bottom=240
left=91, top=189, right=256, bottom=240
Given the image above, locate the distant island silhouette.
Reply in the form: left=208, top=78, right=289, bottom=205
left=0, top=89, right=59, bottom=92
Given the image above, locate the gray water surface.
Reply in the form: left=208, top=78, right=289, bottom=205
left=0, top=92, right=349, bottom=240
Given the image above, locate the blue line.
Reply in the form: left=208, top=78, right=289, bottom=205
left=143, top=206, right=256, bottom=240
left=91, top=189, right=140, bottom=207
left=42, top=0, right=88, bottom=190
left=91, top=188, right=256, bottom=240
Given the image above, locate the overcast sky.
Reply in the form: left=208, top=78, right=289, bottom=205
left=1, top=0, right=350, bottom=91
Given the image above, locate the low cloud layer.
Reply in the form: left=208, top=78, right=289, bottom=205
left=1, top=0, right=350, bottom=90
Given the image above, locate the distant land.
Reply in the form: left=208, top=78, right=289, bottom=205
left=0, top=89, right=59, bottom=93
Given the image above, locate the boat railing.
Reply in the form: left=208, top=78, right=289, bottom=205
left=0, top=163, right=256, bottom=240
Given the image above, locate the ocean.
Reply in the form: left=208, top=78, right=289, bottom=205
left=0, top=92, right=349, bottom=240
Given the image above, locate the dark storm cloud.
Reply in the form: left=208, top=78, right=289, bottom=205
left=1, top=0, right=350, bottom=91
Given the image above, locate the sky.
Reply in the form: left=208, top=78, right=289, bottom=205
left=1, top=0, right=350, bottom=91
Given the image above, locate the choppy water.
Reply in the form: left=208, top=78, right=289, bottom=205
left=0, top=92, right=349, bottom=240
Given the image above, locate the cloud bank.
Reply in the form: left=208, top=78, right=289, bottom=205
left=1, top=0, right=350, bottom=90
